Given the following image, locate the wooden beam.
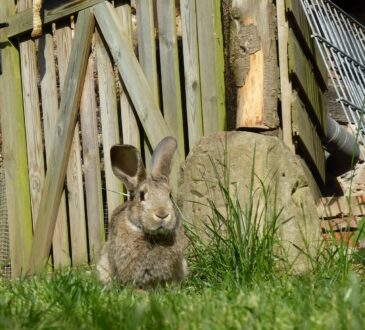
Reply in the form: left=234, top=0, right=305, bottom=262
left=27, top=9, right=95, bottom=274
left=5, top=0, right=104, bottom=39
left=233, top=0, right=280, bottom=130
left=0, top=0, right=33, bottom=277
left=94, top=2, right=172, bottom=149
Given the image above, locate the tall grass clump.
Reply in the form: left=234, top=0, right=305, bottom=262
left=185, top=146, right=285, bottom=286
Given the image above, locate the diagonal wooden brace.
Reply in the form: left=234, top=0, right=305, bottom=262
left=27, top=8, right=95, bottom=275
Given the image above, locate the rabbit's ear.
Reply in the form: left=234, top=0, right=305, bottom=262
left=110, top=145, right=146, bottom=191
left=151, top=136, right=177, bottom=179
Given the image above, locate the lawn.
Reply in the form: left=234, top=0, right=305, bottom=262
left=0, top=265, right=364, bottom=329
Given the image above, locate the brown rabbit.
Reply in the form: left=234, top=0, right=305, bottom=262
left=97, top=136, right=188, bottom=288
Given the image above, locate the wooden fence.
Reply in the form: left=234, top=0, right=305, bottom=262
left=0, top=0, right=225, bottom=277
left=278, top=0, right=328, bottom=184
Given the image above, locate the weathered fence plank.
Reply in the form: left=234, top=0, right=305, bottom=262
left=94, top=2, right=172, bottom=149
left=196, top=0, right=226, bottom=134
left=0, top=0, right=33, bottom=277
left=156, top=0, right=185, bottom=155
left=6, top=0, right=105, bottom=39
left=292, top=97, right=326, bottom=182
left=115, top=2, right=141, bottom=148
left=135, top=0, right=159, bottom=104
left=18, top=0, right=45, bottom=224
left=135, top=0, right=159, bottom=167
left=95, top=30, right=123, bottom=219
left=276, top=0, right=295, bottom=152
left=38, top=28, right=71, bottom=268
left=288, top=30, right=327, bottom=135
left=55, top=19, right=88, bottom=266
left=180, top=0, right=203, bottom=149
left=28, top=9, right=95, bottom=274
left=80, top=52, right=105, bottom=261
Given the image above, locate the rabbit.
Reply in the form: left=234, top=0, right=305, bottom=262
left=97, top=136, right=188, bottom=288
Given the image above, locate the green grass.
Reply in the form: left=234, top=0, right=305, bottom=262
left=1, top=153, right=365, bottom=329
left=1, top=268, right=365, bottom=329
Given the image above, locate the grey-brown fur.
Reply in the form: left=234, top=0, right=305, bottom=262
left=97, top=137, right=188, bottom=288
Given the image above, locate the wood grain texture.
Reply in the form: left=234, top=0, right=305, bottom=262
left=276, top=0, right=295, bottom=152
left=94, top=2, right=181, bottom=190
left=180, top=0, right=203, bottom=149
left=28, top=9, right=94, bottom=274
left=288, top=30, right=327, bottom=135
left=135, top=0, right=158, bottom=168
left=292, top=96, right=326, bottom=182
left=55, top=19, right=88, bottom=266
left=115, top=2, right=141, bottom=148
left=233, top=0, right=280, bottom=129
left=94, top=2, right=172, bottom=149
left=156, top=0, right=185, bottom=155
left=80, top=53, right=105, bottom=261
left=95, top=30, right=123, bottom=221
left=6, top=0, right=105, bottom=38
left=38, top=29, right=71, bottom=268
left=284, top=0, right=327, bottom=89
left=18, top=0, right=45, bottom=224
left=0, top=0, right=33, bottom=277
left=196, top=0, right=226, bottom=134
left=135, top=0, right=159, bottom=104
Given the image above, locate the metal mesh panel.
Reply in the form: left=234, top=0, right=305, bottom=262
left=0, top=154, right=11, bottom=278
left=301, top=0, right=365, bottom=153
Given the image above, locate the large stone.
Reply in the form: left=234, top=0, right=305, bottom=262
left=178, top=132, right=321, bottom=272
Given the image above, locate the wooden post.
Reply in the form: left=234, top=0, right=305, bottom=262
left=0, top=0, right=33, bottom=277
left=231, top=0, right=280, bottom=130
left=27, top=9, right=95, bottom=274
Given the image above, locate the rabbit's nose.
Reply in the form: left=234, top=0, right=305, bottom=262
left=155, top=212, right=169, bottom=220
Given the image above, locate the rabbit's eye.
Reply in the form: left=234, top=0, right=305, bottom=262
left=169, top=192, right=173, bottom=200
left=140, top=191, right=145, bottom=201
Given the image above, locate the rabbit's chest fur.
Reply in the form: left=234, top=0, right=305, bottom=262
left=108, top=213, right=187, bottom=287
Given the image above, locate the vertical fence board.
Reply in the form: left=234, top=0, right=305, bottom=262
left=277, top=0, right=295, bottom=151
left=55, top=20, right=88, bottom=265
left=156, top=0, right=185, bottom=155
left=28, top=9, right=95, bottom=273
left=95, top=31, right=123, bottom=219
left=38, top=29, right=71, bottom=267
left=0, top=0, right=33, bottom=277
left=180, top=0, right=203, bottom=150
left=135, top=0, right=159, bottom=168
left=18, top=0, right=45, bottom=224
left=80, top=53, right=105, bottom=261
left=115, top=2, right=141, bottom=148
left=135, top=0, right=159, bottom=103
left=196, top=0, right=226, bottom=134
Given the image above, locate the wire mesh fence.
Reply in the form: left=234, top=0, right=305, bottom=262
left=301, top=0, right=365, bottom=153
